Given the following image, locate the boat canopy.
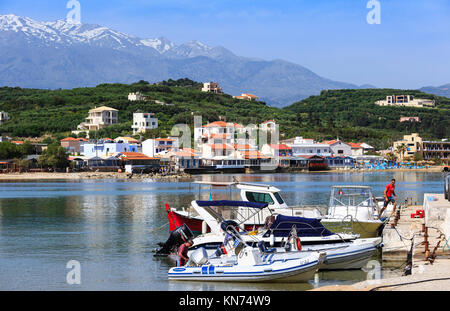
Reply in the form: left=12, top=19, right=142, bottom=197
left=196, top=200, right=268, bottom=209
left=263, top=215, right=335, bottom=238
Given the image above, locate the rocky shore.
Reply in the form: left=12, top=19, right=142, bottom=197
left=0, top=171, right=192, bottom=181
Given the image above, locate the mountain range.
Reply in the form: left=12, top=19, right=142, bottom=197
left=0, top=14, right=447, bottom=106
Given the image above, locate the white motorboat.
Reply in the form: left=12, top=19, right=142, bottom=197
left=168, top=222, right=326, bottom=283
left=168, top=246, right=326, bottom=283
left=184, top=200, right=382, bottom=270
left=165, top=181, right=323, bottom=234
left=320, top=186, right=393, bottom=238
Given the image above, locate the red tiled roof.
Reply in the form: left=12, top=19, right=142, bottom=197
left=234, top=144, right=255, bottom=150
left=242, top=93, right=258, bottom=98
left=209, top=133, right=229, bottom=139
left=269, top=144, right=291, bottom=150
left=203, top=121, right=228, bottom=128
left=60, top=137, right=78, bottom=142
left=11, top=141, right=24, bottom=145
left=241, top=150, right=271, bottom=159
left=209, top=144, right=235, bottom=150
left=322, top=140, right=339, bottom=145
left=348, top=142, right=363, bottom=149
left=120, top=152, right=159, bottom=160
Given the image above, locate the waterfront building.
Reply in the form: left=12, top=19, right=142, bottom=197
left=131, top=112, right=158, bottom=135
left=77, top=106, right=119, bottom=131
left=322, top=140, right=352, bottom=156
left=80, top=141, right=137, bottom=158
left=326, top=156, right=355, bottom=168
left=142, top=138, right=179, bottom=157
left=285, top=137, right=332, bottom=157
left=422, top=140, right=450, bottom=161
left=195, top=121, right=236, bottom=147
left=201, top=82, right=223, bottom=94
left=0, top=111, right=10, bottom=124
left=261, top=144, right=292, bottom=157
left=375, top=95, right=435, bottom=108
left=119, top=152, right=160, bottom=173
left=165, top=148, right=200, bottom=170
left=393, top=133, right=422, bottom=160
left=60, top=137, right=88, bottom=155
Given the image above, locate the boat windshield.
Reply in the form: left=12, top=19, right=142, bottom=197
left=245, top=192, right=274, bottom=205
left=330, top=186, right=374, bottom=208
left=274, top=192, right=284, bottom=204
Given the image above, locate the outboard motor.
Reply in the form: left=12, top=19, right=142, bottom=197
left=188, top=247, right=209, bottom=266
left=154, top=223, right=194, bottom=256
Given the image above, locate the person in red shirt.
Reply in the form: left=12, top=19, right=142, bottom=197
left=177, top=240, right=193, bottom=267
left=379, top=179, right=397, bottom=218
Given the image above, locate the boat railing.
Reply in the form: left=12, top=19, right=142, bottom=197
left=264, top=220, right=333, bottom=238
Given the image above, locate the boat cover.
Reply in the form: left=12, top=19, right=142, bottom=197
left=196, top=200, right=268, bottom=209
left=263, top=215, right=335, bottom=237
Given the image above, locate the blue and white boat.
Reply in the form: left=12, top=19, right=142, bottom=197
left=186, top=200, right=382, bottom=270
left=168, top=222, right=326, bottom=283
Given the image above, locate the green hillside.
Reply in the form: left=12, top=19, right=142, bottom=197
left=283, top=89, right=450, bottom=149
left=0, top=80, right=449, bottom=150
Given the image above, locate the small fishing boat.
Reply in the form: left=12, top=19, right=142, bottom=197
left=320, top=186, right=393, bottom=238
left=168, top=222, right=326, bottom=283
left=165, top=181, right=323, bottom=234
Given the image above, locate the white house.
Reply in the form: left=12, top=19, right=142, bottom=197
left=260, top=120, right=277, bottom=132
left=128, top=92, right=147, bottom=101
left=80, top=142, right=138, bottom=158
left=132, top=112, right=158, bottom=135
left=77, top=106, right=119, bottom=131
left=142, top=138, right=179, bottom=157
left=286, top=137, right=332, bottom=157
left=195, top=121, right=236, bottom=146
left=323, top=140, right=352, bottom=156
left=375, top=95, right=435, bottom=108
left=201, top=82, right=223, bottom=94
left=0, top=111, right=10, bottom=124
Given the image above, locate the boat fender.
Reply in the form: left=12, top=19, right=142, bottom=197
left=296, top=237, right=302, bottom=251
left=221, top=245, right=227, bottom=254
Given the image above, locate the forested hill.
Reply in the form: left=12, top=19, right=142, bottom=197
left=0, top=79, right=280, bottom=138
left=282, top=89, right=450, bottom=149
left=0, top=80, right=449, bottom=150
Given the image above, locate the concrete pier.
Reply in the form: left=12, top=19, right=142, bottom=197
left=313, top=193, right=450, bottom=291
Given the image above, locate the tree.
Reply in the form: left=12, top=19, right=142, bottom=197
left=38, top=143, right=69, bottom=169
left=413, top=152, right=424, bottom=162
left=395, top=143, right=407, bottom=160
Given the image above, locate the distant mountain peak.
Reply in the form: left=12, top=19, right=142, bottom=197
left=0, top=14, right=368, bottom=106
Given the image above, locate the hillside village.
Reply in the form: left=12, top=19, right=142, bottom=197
left=0, top=80, right=449, bottom=175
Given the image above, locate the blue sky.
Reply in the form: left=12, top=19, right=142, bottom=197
left=1, top=0, right=449, bottom=89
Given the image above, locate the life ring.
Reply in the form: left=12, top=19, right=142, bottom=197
left=296, top=237, right=302, bottom=251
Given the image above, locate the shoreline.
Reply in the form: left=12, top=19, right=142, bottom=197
left=0, top=166, right=445, bottom=181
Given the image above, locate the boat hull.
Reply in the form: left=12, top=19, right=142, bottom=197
left=168, top=255, right=323, bottom=283
left=320, top=220, right=383, bottom=238
left=168, top=209, right=259, bottom=233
